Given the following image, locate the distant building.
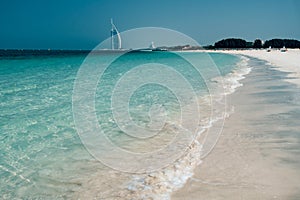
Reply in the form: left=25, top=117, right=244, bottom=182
left=110, top=19, right=122, bottom=50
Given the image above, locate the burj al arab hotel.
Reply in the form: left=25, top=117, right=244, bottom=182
left=110, top=19, right=122, bottom=50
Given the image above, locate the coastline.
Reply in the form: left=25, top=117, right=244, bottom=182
left=215, top=49, right=300, bottom=86
left=75, top=52, right=250, bottom=200
left=172, top=50, right=300, bottom=199
left=1, top=49, right=299, bottom=199
left=185, top=49, right=300, bottom=85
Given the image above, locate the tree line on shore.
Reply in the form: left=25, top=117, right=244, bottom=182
left=205, top=38, right=300, bottom=49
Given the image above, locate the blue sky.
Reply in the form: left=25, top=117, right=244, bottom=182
left=0, top=0, right=299, bottom=49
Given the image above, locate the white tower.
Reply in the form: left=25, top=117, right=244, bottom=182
left=110, top=19, right=122, bottom=50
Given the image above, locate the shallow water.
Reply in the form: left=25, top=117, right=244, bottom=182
left=0, top=50, right=246, bottom=199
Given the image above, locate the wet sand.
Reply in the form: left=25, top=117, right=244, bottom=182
left=172, top=57, right=300, bottom=199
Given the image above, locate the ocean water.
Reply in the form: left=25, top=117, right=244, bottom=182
left=0, top=50, right=247, bottom=199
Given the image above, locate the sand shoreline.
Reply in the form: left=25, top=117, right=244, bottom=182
left=172, top=50, right=300, bottom=199
left=189, top=49, right=300, bottom=85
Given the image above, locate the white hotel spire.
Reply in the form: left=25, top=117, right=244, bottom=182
left=110, top=18, right=122, bottom=50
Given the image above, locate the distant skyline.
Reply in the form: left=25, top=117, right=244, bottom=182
left=0, top=0, right=299, bottom=49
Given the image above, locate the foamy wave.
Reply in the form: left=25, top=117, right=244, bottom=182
left=125, top=131, right=203, bottom=200
left=120, top=56, right=252, bottom=200
left=212, top=56, right=251, bottom=96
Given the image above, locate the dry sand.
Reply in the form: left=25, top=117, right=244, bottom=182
left=172, top=49, right=300, bottom=200
left=214, top=49, right=300, bottom=86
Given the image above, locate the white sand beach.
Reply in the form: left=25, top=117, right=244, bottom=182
left=172, top=49, right=300, bottom=199
left=221, top=49, right=300, bottom=86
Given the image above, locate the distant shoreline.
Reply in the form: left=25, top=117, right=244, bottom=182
left=208, top=49, right=300, bottom=86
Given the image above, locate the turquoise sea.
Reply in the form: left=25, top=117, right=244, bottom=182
left=0, top=50, right=245, bottom=199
